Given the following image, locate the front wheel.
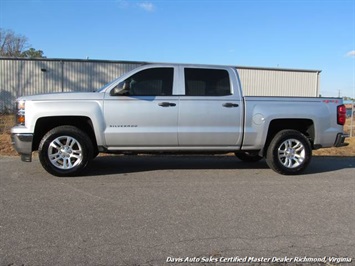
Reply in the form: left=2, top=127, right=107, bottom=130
left=266, top=130, right=312, bottom=175
left=39, top=126, right=93, bottom=177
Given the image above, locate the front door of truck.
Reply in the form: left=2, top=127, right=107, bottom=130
left=178, top=67, right=243, bottom=147
left=104, top=67, right=179, bottom=147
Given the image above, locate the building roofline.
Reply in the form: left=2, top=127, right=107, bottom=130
left=0, top=56, right=148, bottom=65
left=0, top=57, right=321, bottom=73
left=235, top=65, right=321, bottom=73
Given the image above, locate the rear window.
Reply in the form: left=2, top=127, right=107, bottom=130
left=184, top=68, right=231, bottom=96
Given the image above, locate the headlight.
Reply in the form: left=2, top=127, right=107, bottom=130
left=16, top=100, right=26, bottom=126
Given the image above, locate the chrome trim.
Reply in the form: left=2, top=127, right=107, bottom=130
left=334, top=133, right=349, bottom=147
left=11, top=133, right=33, bottom=162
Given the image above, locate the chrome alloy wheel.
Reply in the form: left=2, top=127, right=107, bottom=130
left=277, top=138, right=306, bottom=168
left=48, top=136, right=83, bottom=169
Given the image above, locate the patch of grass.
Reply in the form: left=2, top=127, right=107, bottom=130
left=313, top=118, right=355, bottom=156
left=313, top=137, right=355, bottom=156
left=0, top=114, right=17, bottom=156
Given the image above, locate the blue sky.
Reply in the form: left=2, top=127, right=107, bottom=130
left=1, top=0, right=354, bottom=97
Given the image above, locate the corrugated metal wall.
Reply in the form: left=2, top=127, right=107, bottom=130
left=0, top=58, right=143, bottom=112
left=237, top=67, right=320, bottom=97
left=62, top=61, right=142, bottom=92
left=0, top=58, right=320, bottom=112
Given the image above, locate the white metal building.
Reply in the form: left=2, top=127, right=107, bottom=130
left=237, top=66, right=320, bottom=97
left=0, top=58, right=321, bottom=112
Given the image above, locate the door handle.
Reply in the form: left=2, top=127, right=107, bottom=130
left=159, top=102, right=176, bottom=107
left=223, top=103, right=239, bottom=108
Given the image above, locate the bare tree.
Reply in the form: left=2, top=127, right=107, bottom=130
left=0, top=28, right=45, bottom=58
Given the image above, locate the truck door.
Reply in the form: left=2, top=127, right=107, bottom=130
left=104, top=67, right=179, bottom=147
left=178, top=67, right=243, bottom=146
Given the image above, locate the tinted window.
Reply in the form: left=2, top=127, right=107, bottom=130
left=121, top=68, right=173, bottom=96
left=184, top=68, right=231, bottom=96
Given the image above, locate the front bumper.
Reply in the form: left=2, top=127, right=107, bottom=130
left=334, top=133, right=349, bottom=147
left=11, top=133, right=33, bottom=162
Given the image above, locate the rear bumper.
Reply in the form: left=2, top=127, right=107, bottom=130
left=334, top=133, right=349, bottom=147
left=11, top=133, right=33, bottom=162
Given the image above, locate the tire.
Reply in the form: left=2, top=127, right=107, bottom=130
left=266, top=129, right=312, bottom=175
left=39, top=126, right=94, bottom=177
left=235, top=151, right=263, bottom=162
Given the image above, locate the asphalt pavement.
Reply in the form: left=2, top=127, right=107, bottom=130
left=0, top=155, right=354, bottom=266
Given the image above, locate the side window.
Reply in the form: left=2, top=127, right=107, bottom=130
left=184, top=68, right=231, bottom=96
left=121, top=68, right=173, bottom=96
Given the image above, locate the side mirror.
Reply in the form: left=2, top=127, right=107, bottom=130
left=110, top=87, right=122, bottom=96
left=110, top=81, right=129, bottom=96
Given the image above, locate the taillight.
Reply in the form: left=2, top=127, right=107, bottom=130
left=337, top=104, right=346, bottom=125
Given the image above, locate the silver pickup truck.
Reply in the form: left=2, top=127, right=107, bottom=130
left=11, top=63, right=348, bottom=176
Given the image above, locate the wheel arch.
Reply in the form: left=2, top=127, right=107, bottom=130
left=33, top=116, right=98, bottom=154
left=263, top=118, right=314, bottom=156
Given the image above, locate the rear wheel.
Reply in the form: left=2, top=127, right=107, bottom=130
left=266, top=129, right=312, bottom=175
left=39, top=126, right=93, bottom=176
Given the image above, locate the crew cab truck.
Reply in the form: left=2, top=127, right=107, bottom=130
left=11, top=63, right=348, bottom=176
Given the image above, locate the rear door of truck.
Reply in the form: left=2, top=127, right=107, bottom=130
left=178, top=66, right=244, bottom=147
